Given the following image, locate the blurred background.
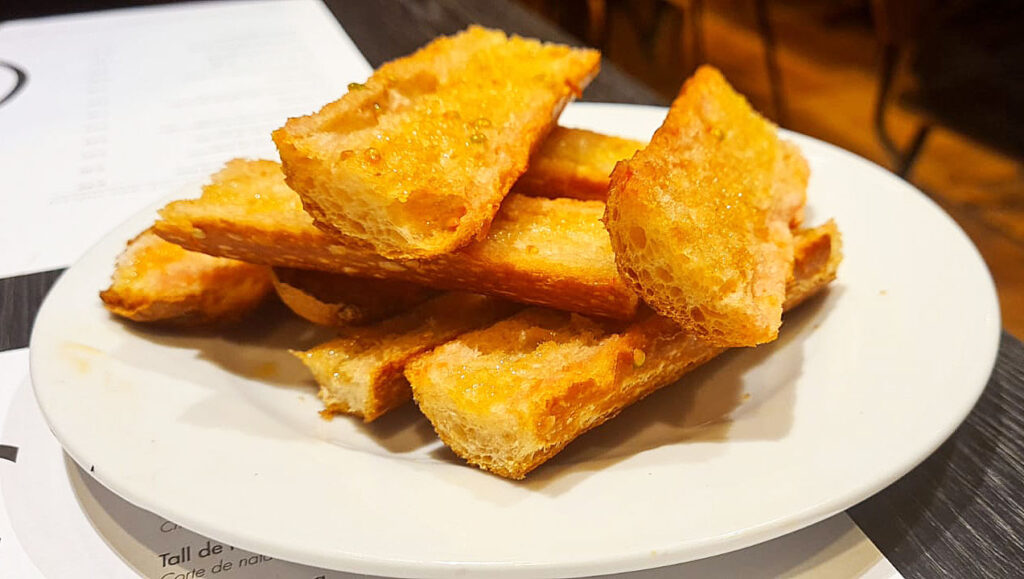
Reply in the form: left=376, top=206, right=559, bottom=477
left=5, top=0, right=1024, bottom=337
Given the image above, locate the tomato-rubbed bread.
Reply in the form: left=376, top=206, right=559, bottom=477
left=514, top=127, right=644, bottom=201
left=295, top=293, right=520, bottom=421
left=516, top=129, right=809, bottom=215
left=154, top=159, right=639, bottom=320
left=406, top=223, right=841, bottom=479
left=605, top=66, right=801, bottom=347
left=272, top=267, right=436, bottom=327
left=100, top=229, right=272, bottom=325
left=273, top=26, right=600, bottom=259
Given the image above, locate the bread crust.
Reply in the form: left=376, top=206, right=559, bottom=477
left=154, top=159, right=639, bottom=320
left=100, top=229, right=272, bottom=326
left=273, top=26, right=600, bottom=259
left=514, top=127, right=644, bottom=201
left=272, top=267, right=435, bottom=327
left=778, top=140, right=810, bottom=229
left=294, top=293, right=519, bottom=421
left=406, top=224, right=841, bottom=479
left=605, top=66, right=801, bottom=347
left=516, top=129, right=809, bottom=206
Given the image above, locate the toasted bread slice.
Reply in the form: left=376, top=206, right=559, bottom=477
left=100, top=229, right=272, bottom=325
left=406, top=223, right=841, bottom=479
left=783, top=222, right=841, bottom=310
left=295, top=293, right=520, bottom=421
left=605, top=66, right=799, bottom=347
left=154, top=159, right=638, bottom=319
left=517, top=128, right=809, bottom=208
left=272, top=268, right=435, bottom=327
left=514, top=127, right=644, bottom=201
left=273, top=26, right=600, bottom=259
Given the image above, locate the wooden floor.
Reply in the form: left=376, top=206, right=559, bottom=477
left=547, top=0, right=1024, bottom=337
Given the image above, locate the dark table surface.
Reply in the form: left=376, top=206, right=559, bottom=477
left=3, top=1, right=1024, bottom=577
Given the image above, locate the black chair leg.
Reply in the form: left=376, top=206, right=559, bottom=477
left=753, top=0, right=787, bottom=126
left=874, top=43, right=932, bottom=178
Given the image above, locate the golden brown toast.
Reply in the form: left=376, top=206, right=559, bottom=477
left=294, top=293, right=520, bottom=421
left=517, top=128, right=809, bottom=208
left=100, top=229, right=272, bottom=325
left=154, top=159, right=639, bottom=320
left=272, top=267, right=435, bottom=327
left=605, top=66, right=799, bottom=347
left=406, top=223, right=841, bottom=479
left=514, top=127, right=644, bottom=201
left=273, top=26, right=600, bottom=259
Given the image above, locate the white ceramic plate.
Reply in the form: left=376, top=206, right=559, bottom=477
left=31, top=103, right=1000, bottom=578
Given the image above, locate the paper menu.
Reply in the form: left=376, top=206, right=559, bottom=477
left=0, top=348, right=363, bottom=578
left=0, top=349, right=133, bottom=578
left=0, top=0, right=372, bottom=278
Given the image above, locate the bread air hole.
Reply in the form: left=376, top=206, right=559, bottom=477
left=323, top=71, right=439, bottom=135
left=347, top=220, right=367, bottom=235
left=392, top=192, right=468, bottom=244
left=629, top=225, right=647, bottom=249
left=389, top=71, right=440, bottom=105
left=323, top=106, right=379, bottom=134
left=654, top=266, right=673, bottom=283
left=720, top=277, right=740, bottom=296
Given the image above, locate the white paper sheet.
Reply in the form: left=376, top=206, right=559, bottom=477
left=0, top=0, right=371, bottom=278
left=0, top=347, right=901, bottom=578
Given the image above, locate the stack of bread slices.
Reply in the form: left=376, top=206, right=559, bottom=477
left=101, top=27, right=841, bottom=480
